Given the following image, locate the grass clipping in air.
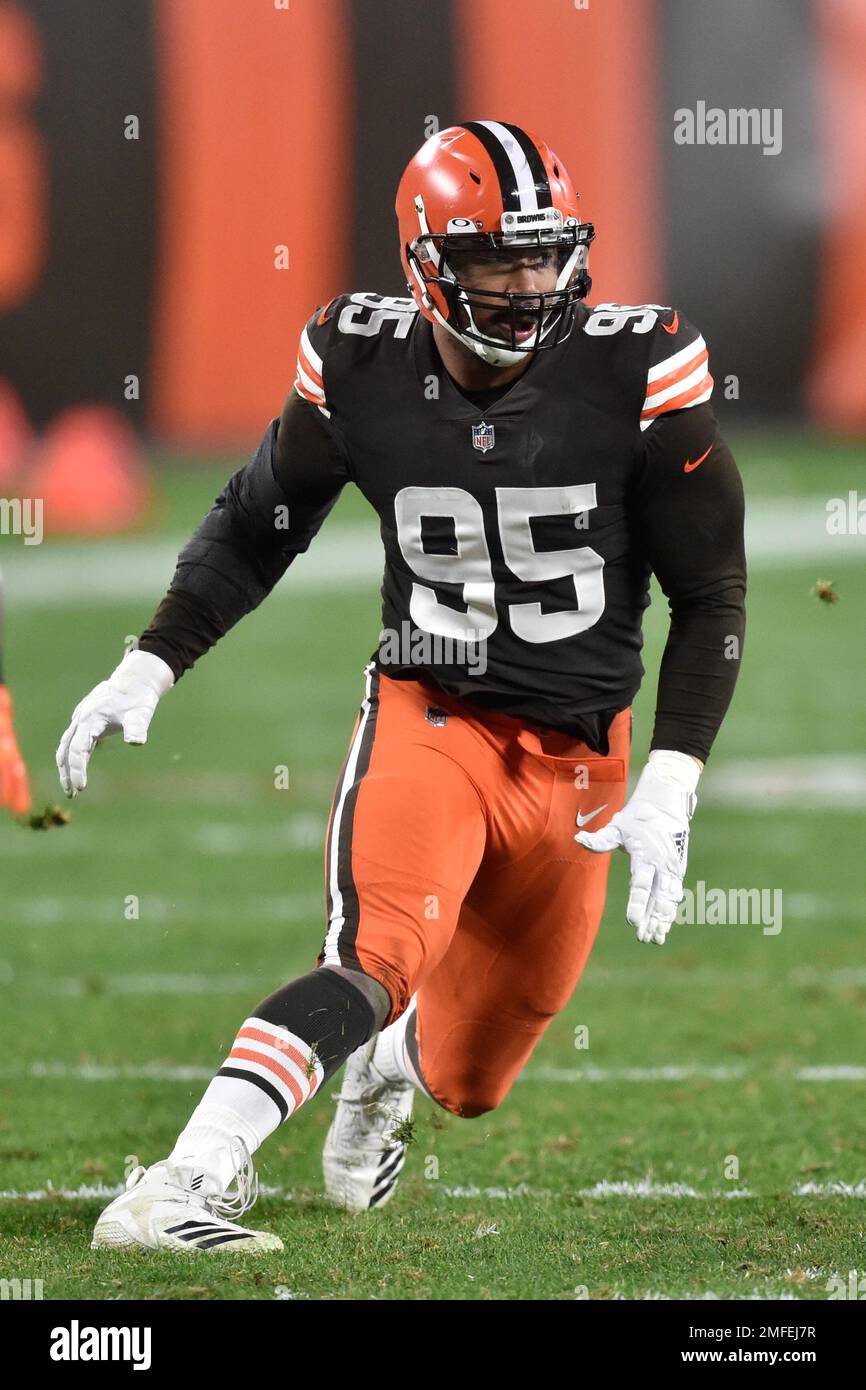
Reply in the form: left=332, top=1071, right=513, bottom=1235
left=22, top=804, right=72, bottom=831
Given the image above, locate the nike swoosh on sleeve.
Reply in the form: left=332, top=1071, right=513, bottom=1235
left=684, top=444, right=713, bottom=473
left=661, top=310, right=680, bottom=334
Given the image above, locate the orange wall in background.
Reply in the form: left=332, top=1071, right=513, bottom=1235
left=807, top=0, right=866, bottom=431
left=151, top=0, right=350, bottom=444
left=454, top=0, right=662, bottom=306
left=0, top=2, right=46, bottom=313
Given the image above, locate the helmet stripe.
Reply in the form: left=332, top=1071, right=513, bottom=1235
left=502, top=123, right=552, bottom=206
left=473, top=119, right=549, bottom=214
left=461, top=120, right=530, bottom=212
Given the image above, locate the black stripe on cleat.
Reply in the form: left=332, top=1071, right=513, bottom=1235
left=374, top=1147, right=405, bottom=1183
left=369, top=1179, right=397, bottom=1208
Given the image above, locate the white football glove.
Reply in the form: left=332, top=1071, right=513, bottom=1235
left=56, top=648, right=174, bottom=797
left=575, top=749, right=700, bottom=945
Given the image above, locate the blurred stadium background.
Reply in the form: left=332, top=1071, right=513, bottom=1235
left=0, top=0, right=864, bottom=1300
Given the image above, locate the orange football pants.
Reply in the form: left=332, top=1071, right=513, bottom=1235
left=317, top=664, right=630, bottom=1117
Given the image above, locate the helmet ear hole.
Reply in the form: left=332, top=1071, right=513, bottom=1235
left=469, top=169, right=482, bottom=184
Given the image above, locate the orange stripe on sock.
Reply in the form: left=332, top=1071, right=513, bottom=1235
left=229, top=1046, right=306, bottom=1109
left=236, top=1026, right=319, bottom=1096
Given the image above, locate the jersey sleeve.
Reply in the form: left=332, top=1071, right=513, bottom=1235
left=632, top=399, right=746, bottom=762
left=640, top=309, right=713, bottom=432
left=292, top=297, right=347, bottom=420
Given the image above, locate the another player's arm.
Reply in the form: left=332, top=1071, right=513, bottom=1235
left=56, top=375, right=350, bottom=796
left=0, top=568, right=33, bottom=815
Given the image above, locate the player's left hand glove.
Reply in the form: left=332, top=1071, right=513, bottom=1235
left=0, top=684, right=32, bottom=816
left=575, top=749, right=700, bottom=945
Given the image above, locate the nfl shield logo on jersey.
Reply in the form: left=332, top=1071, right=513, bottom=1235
left=472, top=420, right=495, bottom=453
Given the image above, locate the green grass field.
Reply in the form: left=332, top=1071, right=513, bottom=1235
left=1, top=431, right=865, bottom=1300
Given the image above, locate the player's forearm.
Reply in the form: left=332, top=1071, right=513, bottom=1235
left=638, top=416, right=747, bottom=763
left=650, top=589, right=745, bottom=761
left=164, top=418, right=304, bottom=612
left=138, top=587, right=229, bottom=682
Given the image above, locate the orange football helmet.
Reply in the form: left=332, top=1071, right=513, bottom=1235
left=396, top=121, right=594, bottom=366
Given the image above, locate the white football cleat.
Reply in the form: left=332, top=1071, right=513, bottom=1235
left=323, top=1036, right=415, bottom=1212
left=92, top=1137, right=282, bottom=1253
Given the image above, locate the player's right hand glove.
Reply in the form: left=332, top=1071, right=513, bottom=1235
left=56, top=648, right=174, bottom=797
left=575, top=749, right=700, bottom=946
left=0, top=684, right=32, bottom=815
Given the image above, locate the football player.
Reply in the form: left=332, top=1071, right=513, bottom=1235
left=0, top=569, right=31, bottom=816
left=57, top=122, right=745, bottom=1253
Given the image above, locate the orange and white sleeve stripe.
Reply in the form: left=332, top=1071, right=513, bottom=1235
left=640, top=334, right=713, bottom=431
left=294, top=325, right=330, bottom=418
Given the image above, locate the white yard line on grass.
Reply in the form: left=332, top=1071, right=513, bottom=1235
left=0, top=1181, right=296, bottom=1202
left=796, top=1066, right=866, bottom=1081
left=192, top=818, right=326, bottom=854
left=0, top=968, right=292, bottom=998
left=4, top=960, right=865, bottom=998
left=520, top=1065, right=866, bottom=1084
left=10, top=1061, right=215, bottom=1081
left=793, top=967, right=866, bottom=988
left=2, top=496, right=863, bottom=607
left=582, top=961, right=866, bottom=990
left=6, top=764, right=863, bottom=845
left=793, top=1181, right=866, bottom=1197
left=437, top=1180, right=760, bottom=1199
left=700, top=755, right=866, bottom=811
left=519, top=1065, right=747, bottom=1083
left=578, top=1180, right=755, bottom=1199
left=3, top=1178, right=863, bottom=1203
left=3, top=1060, right=865, bottom=1084
left=1, top=891, right=322, bottom=926
left=0, top=528, right=384, bottom=604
